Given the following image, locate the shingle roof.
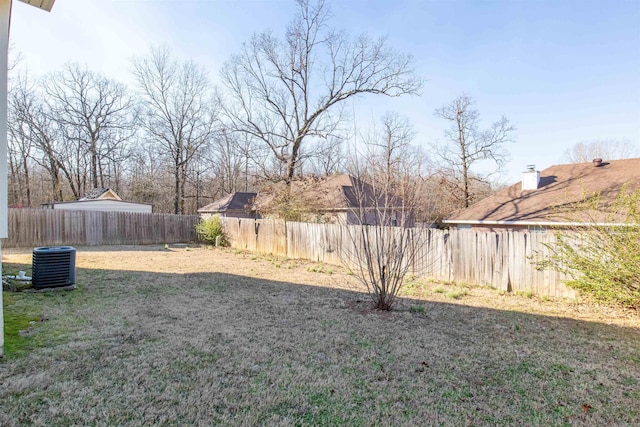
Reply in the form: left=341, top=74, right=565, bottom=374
left=252, top=174, right=401, bottom=212
left=197, top=192, right=257, bottom=213
left=79, top=188, right=109, bottom=200
left=445, top=158, right=640, bottom=224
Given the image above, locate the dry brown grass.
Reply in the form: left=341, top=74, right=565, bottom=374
left=1, top=245, right=639, bottom=426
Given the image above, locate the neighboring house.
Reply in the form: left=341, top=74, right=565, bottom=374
left=197, top=192, right=258, bottom=219
left=253, top=174, right=412, bottom=226
left=42, top=188, right=153, bottom=213
left=444, top=158, right=640, bottom=232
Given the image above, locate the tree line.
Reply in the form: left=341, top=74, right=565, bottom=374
left=7, top=0, right=516, bottom=220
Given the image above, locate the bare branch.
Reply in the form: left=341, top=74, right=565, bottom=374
left=221, top=0, right=422, bottom=184
left=432, top=94, right=516, bottom=208
left=132, top=46, right=218, bottom=214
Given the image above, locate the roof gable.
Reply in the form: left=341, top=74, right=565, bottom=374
left=198, top=192, right=257, bottom=213
left=79, top=188, right=122, bottom=201
left=446, top=158, right=640, bottom=224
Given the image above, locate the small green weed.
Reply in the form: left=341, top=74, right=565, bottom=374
left=410, top=305, right=426, bottom=314
left=445, top=289, right=467, bottom=300
left=434, top=286, right=445, bottom=294
left=306, top=265, right=333, bottom=274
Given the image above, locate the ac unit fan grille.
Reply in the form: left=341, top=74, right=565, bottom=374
left=32, top=246, right=76, bottom=288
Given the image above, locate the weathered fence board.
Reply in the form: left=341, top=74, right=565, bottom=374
left=2, top=208, right=199, bottom=248
left=222, top=217, right=576, bottom=298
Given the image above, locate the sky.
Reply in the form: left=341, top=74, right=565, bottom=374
left=9, top=0, right=640, bottom=184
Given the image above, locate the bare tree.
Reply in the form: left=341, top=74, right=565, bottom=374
left=46, top=62, right=135, bottom=192
left=124, top=142, right=164, bottom=202
left=210, top=128, right=246, bottom=196
left=562, top=139, right=639, bottom=163
left=433, top=94, right=515, bottom=208
left=221, top=0, right=422, bottom=185
left=8, top=76, right=34, bottom=206
left=132, top=46, right=218, bottom=214
left=342, top=114, right=430, bottom=310
left=8, top=76, right=67, bottom=201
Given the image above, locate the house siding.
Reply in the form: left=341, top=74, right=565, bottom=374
left=51, top=200, right=152, bottom=213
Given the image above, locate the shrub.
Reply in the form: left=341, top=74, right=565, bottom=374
left=195, top=216, right=227, bottom=246
left=541, top=187, right=640, bottom=308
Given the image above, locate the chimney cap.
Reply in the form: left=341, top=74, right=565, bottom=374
left=525, top=164, right=536, bottom=172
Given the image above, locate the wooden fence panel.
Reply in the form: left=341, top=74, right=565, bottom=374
left=287, top=222, right=310, bottom=260
left=224, top=217, right=242, bottom=248
left=2, top=208, right=198, bottom=248
left=221, top=217, right=577, bottom=298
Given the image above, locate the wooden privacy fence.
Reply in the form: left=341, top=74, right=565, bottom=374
left=2, top=208, right=199, bottom=248
left=222, top=217, right=576, bottom=298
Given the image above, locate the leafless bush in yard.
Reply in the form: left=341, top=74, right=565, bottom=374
left=342, top=113, right=435, bottom=310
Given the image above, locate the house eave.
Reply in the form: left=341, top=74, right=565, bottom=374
left=17, top=0, right=56, bottom=12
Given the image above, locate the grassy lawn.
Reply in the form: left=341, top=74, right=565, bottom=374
left=1, top=246, right=639, bottom=426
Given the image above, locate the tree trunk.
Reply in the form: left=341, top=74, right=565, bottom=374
left=90, top=141, right=99, bottom=189
left=180, top=164, right=187, bottom=215
left=174, top=163, right=180, bottom=215
left=50, top=167, right=64, bottom=202
left=22, top=156, right=31, bottom=207
left=462, top=162, right=470, bottom=208
left=8, top=154, right=19, bottom=206
left=98, top=157, right=105, bottom=188
left=456, top=113, right=471, bottom=208
left=285, top=136, right=304, bottom=184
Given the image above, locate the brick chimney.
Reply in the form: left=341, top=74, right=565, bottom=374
left=522, top=165, right=540, bottom=190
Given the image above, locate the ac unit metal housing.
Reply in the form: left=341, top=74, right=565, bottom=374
left=32, top=246, right=76, bottom=289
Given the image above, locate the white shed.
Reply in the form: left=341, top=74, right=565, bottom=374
left=43, top=188, right=153, bottom=213
left=45, top=199, right=152, bottom=213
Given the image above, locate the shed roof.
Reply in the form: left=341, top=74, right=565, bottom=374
left=79, top=188, right=121, bottom=201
